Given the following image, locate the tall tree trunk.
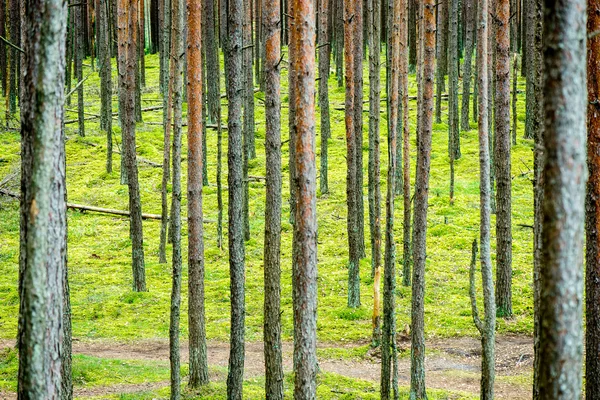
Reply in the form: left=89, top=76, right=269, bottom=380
left=8, top=0, right=19, bottom=116
left=354, top=0, right=365, bottom=259
left=98, top=0, right=114, bottom=173
left=187, top=0, right=209, bottom=388
left=471, top=0, right=496, bottom=396
left=537, top=0, right=586, bottom=398
left=290, top=0, right=318, bottom=397
left=410, top=0, right=435, bottom=398
left=263, top=0, right=284, bottom=396
left=460, top=0, right=473, bottom=131
left=367, top=0, right=382, bottom=344
left=408, top=0, right=416, bottom=70
left=448, top=0, right=459, bottom=203
left=139, top=0, right=146, bottom=86
left=0, top=0, right=6, bottom=97
left=18, top=0, right=69, bottom=396
left=401, top=0, right=411, bottom=288
left=345, top=0, right=360, bottom=308
left=319, top=0, right=331, bottom=195
left=225, top=0, right=246, bottom=396
left=381, top=0, right=400, bottom=396
left=494, top=0, right=512, bottom=318
left=587, top=3, right=600, bottom=398
left=75, top=1, right=86, bottom=137
left=334, top=0, right=344, bottom=86
left=435, top=0, right=447, bottom=124
left=117, top=0, right=146, bottom=292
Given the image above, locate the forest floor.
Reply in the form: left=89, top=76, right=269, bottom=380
left=0, top=335, right=532, bottom=399
left=0, top=52, right=535, bottom=399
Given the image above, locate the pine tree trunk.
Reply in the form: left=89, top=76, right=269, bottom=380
left=410, top=0, right=435, bottom=398
left=401, top=0, right=411, bottom=288
left=75, top=1, right=86, bottom=137
left=226, top=0, right=246, bottom=396
left=8, top=0, right=19, bottom=116
left=408, top=0, right=416, bottom=70
left=263, top=0, right=284, bottom=395
left=381, top=0, right=400, bottom=396
left=448, top=0, right=459, bottom=203
left=435, top=0, right=447, bottom=124
left=318, top=0, right=331, bottom=195
left=117, top=0, right=146, bottom=292
left=334, top=0, right=344, bottom=86
left=367, top=0, right=382, bottom=344
left=290, top=1, right=318, bottom=397
left=98, top=0, right=114, bottom=173
left=460, top=0, right=473, bottom=131
left=494, top=0, right=512, bottom=318
left=538, top=0, right=586, bottom=397
left=353, top=0, right=365, bottom=259
left=0, top=0, right=6, bottom=97
left=17, top=0, right=68, bottom=395
left=345, top=0, right=360, bottom=308
left=242, top=0, right=252, bottom=241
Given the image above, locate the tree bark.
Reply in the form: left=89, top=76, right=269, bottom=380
left=75, top=0, right=85, bottom=137
left=17, top=0, right=68, bottom=395
left=494, top=0, right=512, bottom=318
left=410, top=0, right=435, bottom=398
left=290, top=0, right=318, bottom=397
left=538, top=0, right=586, bottom=397
left=448, top=0, right=459, bottom=203
left=226, top=0, right=246, bottom=396
left=460, top=0, right=473, bottom=131
left=435, top=0, right=447, bottom=124
left=98, top=0, right=113, bottom=173
left=117, top=0, right=146, bottom=292
left=318, top=0, right=331, bottom=195
left=262, top=0, right=284, bottom=396
left=353, top=0, right=365, bottom=259
left=401, top=0, right=411, bottom=288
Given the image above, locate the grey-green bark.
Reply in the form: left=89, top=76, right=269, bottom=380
left=353, top=0, right=365, bottom=259
left=74, top=0, right=85, bottom=137
left=538, top=0, right=586, bottom=398
left=410, top=1, right=435, bottom=398
left=318, top=0, right=331, bottom=195
left=263, top=0, right=283, bottom=396
left=98, top=0, right=113, bottom=173
left=448, top=0, right=459, bottom=203
left=17, top=0, right=68, bottom=395
left=242, top=0, right=253, bottom=242
left=401, top=0, right=411, bottom=288
left=435, top=0, right=447, bottom=124
left=460, top=0, right=473, bottom=132
left=226, top=0, right=246, bottom=396
left=494, top=0, right=512, bottom=319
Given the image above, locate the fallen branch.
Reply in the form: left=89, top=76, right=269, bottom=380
left=0, top=188, right=215, bottom=223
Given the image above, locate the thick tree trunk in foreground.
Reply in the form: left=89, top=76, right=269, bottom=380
left=471, top=0, right=496, bottom=396
left=587, top=2, right=600, bottom=397
left=290, top=0, right=318, bottom=398
left=17, top=0, right=68, bottom=396
left=187, top=0, right=209, bottom=388
left=318, top=0, right=331, bottom=195
left=381, top=0, right=400, bottom=397
left=345, top=0, right=360, bottom=308
left=226, top=0, right=246, bottom=396
left=494, top=0, right=513, bottom=318
left=263, top=0, right=284, bottom=396
left=117, top=0, right=146, bottom=292
left=538, top=0, right=586, bottom=398
left=410, top=0, right=435, bottom=398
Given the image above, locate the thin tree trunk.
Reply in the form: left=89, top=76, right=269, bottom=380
left=537, top=0, right=586, bottom=397
left=586, top=1, right=600, bottom=397
left=263, top=0, right=283, bottom=395
left=381, top=0, right=400, bottom=396
left=448, top=0, right=459, bottom=204
left=354, top=0, right=365, bottom=259
left=460, top=0, right=473, bottom=131
left=318, top=0, right=331, bottom=195
left=401, top=0, right=411, bottom=288
left=117, top=0, right=146, bottom=292
left=75, top=0, right=86, bottom=137
left=290, top=0, right=318, bottom=397
left=494, top=0, right=512, bottom=318
left=435, top=0, right=447, bottom=124
left=226, top=0, right=246, bottom=396
left=242, top=0, right=252, bottom=241
left=17, top=0, right=68, bottom=396
left=367, top=0, right=382, bottom=344
left=408, top=0, right=416, bottom=70
left=98, top=0, right=113, bottom=173
left=410, top=0, right=435, bottom=397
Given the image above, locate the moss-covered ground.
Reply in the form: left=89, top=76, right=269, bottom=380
left=0, top=52, right=533, bottom=398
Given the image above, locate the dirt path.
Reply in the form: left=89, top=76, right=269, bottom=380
left=1, top=335, right=533, bottom=399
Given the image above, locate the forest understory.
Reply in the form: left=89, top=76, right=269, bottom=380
left=0, top=52, right=535, bottom=398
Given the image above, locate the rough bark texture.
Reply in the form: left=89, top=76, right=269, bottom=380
left=290, top=0, right=318, bottom=398
left=408, top=0, right=416, bottom=70
left=334, top=0, right=344, bottom=87
left=318, top=0, right=331, bottom=195
left=242, top=0, right=252, bottom=242
left=410, top=0, right=435, bottom=398
left=345, top=0, right=360, bottom=308
left=494, top=0, right=513, bottom=319
left=226, top=0, right=246, bottom=396
left=17, top=0, right=68, bottom=395
left=168, top=0, right=183, bottom=395
left=354, top=0, right=365, bottom=259
left=473, top=0, right=496, bottom=396
left=117, top=0, right=146, bottom=292
left=98, top=0, right=113, bottom=173
left=587, top=3, right=600, bottom=398
left=367, top=0, right=381, bottom=343
left=460, top=0, right=473, bottom=131
left=262, top=0, right=284, bottom=396
left=448, top=0, right=459, bottom=203
left=380, top=0, right=400, bottom=396
left=401, top=0, right=411, bottom=288
left=538, top=0, right=586, bottom=398
left=75, top=0, right=85, bottom=137
left=435, top=0, right=447, bottom=124
left=187, top=0, right=209, bottom=388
